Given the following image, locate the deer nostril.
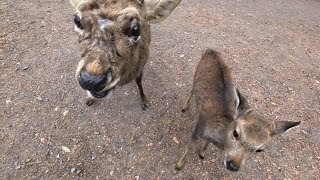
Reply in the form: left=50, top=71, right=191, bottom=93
left=79, top=71, right=107, bottom=91
left=226, top=160, right=239, bottom=171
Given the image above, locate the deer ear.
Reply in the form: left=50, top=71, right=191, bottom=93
left=272, top=121, right=301, bottom=136
left=145, top=0, right=181, bottom=23
left=235, top=89, right=251, bottom=118
left=69, top=0, right=84, bottom=8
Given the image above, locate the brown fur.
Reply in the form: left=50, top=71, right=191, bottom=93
left=175, top=49, right=301, bottom=171
left=69, top=0, right=181, bottom=108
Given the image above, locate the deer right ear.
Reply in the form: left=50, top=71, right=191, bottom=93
left=69, top=0, right=84, bottom=8
left=145, top=0, right=181, bottom=23
left=271, top=121, right=301, bottom=136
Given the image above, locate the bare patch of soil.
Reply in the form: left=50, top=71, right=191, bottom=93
left=1, top=0, right=319, bottom=179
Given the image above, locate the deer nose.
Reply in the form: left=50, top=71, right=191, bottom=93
left=79, top=70, right=107, bottom=91
left=226, top=160, right=239, bottom=171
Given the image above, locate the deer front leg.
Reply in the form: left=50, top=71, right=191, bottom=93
left=135, top=72, right=149, bottom=110
left=175, top=143, right=194, bottom=171
left=175, top=128, right=199, bottom=170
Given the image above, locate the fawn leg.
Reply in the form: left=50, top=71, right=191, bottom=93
left=182, top=90, right=193, bottom=112
left=175, top=143, right=194, bottom=170
left=199, top=140, right=210, bottom=159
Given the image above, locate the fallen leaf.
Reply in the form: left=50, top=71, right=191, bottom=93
left=61, top=146, right=71, bottom=153
left=173, top=136, right=179, bottom=144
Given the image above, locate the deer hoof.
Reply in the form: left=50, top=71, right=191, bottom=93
left=199, top=154, right=205, bottom=159
left=175, top=162, right=184, bottom=171
left=141, top=101, right=150, bottom=110
left=86, top=99, right=95, bottom=106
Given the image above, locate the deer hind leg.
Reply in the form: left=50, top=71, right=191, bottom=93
left=199, top=140, right=210, bottom=159
left=135, top=72, right=149, bottom=110
left=182, top=90, right=193, bottom=112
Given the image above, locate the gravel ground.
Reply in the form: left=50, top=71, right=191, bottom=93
left=1, top=0, right=319, bottom=179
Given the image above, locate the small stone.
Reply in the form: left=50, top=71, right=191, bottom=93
left=94, top=131, right=100, bottom=135
left=98, top=149, right=105, bottom=154
left=76, top=169, right=81, bottom=174
left=25, top=159, right=32, bottom=163
left=91, top=154, right=96, bottom=160
left=277, top=167, right=282, bottom=171
left=179, top=54, right=185, bottom=58
left=63, top=110, right=69, bottom=116
left=155, top=132, right=163, bottom=141
left=22, top=66, right=29, bottom=70
left=71, top=167, right=76, bottom=173
left=36, top=96, right=43, bottom=101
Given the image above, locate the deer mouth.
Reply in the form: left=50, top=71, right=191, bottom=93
left=90, top=88, right=113, bottom=98
left=89, top=77, right=120, bottom=98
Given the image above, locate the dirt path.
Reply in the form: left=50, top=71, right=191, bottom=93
left=1, top=0, right=319, bottom=179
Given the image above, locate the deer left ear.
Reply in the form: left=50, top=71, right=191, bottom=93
left=145, top=0, right=181, bottom=23
left=69, top=0, right=83, bottom=8
left=272, top=121, right=301, bottom=136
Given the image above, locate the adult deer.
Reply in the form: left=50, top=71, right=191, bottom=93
left=69, top=0, right=181, bottom=109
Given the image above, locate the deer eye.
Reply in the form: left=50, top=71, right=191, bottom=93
left=74, top=15, right=83, bottom=29
left=256, top=149, right=264, bottom=153
left=131, top=24, right=140, bottom=37
left=233, top=130, right=240, bottom=140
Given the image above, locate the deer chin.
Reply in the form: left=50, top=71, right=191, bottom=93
left=90, top=88, right=114, bottom=98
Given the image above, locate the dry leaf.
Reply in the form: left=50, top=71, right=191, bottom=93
left=61, top=146, right=71, bottom=153
left=173, top=136, right=179, bottom=144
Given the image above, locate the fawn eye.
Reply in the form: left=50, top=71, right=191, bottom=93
left=74, top=15, right=83, bottom=29
left=256, top=149, right=263, bottom=153
left=233, top=130, right=240, bottom=140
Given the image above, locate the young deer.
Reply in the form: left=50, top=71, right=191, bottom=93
left=175, top=49, right=300, bottom=171
left=69, top=0, right=181, bottom=109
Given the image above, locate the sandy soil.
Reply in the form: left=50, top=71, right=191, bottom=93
left=1, top=0, right=319, bottom=179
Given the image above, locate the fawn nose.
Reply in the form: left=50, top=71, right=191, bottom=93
left=226, top=160, right=239, bottom=171
left=79, top=70, right=107, bottom=92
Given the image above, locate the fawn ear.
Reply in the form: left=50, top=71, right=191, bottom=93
left=69, top=0, right=84, bottom=8
left=271, top=121, right=301, bottom=136
left=145, top=0, right=181, bottom=23
left=235, top=89, right=251, bottom=118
